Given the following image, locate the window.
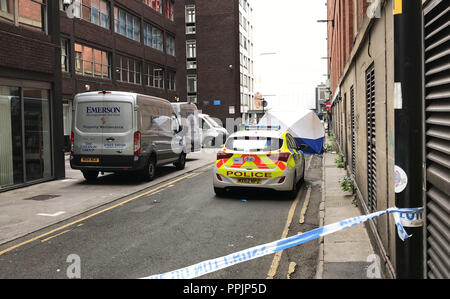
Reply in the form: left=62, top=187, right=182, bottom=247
left=187, top=96, right=197, bottom=104
left=185, top=5, right=195, bottom=23
left=166, top=35, right=175, bottom=56
left=74, top=43, right=110, bottom=78
left=114, top=7, right=140, bottom=42
left=116, top=55, right=142, bottom=85
left=0, top=0, right=13, bottom=22
left=166, top=71, right=176, bottom=91
left=164, top=0, right=173, bottom=21
left=60, top=0, right=109, bottom=29
left=187, top=75, right=197, bottom=94
left=143, top=0, right=162, bottom=14
left=187, top=60, right=197, bottom=70
left=186, top=40, right=196, bottom=58
left=144, top=64, right=164, bottom=89
left=186, top=24, right=196, bottom=34
left=61, top=39, right=70, bottom=72
left=143, top=23, right=163, bottom=51
left=18, top=0, right=47, bottom=32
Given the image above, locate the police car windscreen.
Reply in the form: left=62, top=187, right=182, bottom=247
left=225, top=137, right=283, bottom=152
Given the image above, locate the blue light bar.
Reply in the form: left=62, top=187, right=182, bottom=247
left=245, top=125, right=281, bottom=131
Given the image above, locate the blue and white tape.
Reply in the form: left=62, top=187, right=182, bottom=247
left=142, top=207, right=422, bottom=279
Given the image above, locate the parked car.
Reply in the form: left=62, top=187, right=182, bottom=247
left=70, top=91, right=187, bottom=182
left=172, top=102, right=202, bottom=153
left=213, top=125, right=307, bottom=199
left=198, top=113, right=229, bottom=148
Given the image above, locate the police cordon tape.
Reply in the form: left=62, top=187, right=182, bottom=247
left=141, top=207, right=423, bottom=279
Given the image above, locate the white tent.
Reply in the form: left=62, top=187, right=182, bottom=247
left=259, top=108, right=325, bottom=154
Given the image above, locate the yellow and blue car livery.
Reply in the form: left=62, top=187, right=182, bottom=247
left=213, top=126, right=306, bottom=197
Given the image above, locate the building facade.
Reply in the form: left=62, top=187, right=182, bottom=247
left=59, top=0, right=177, bottom=149
left=175, top=0, right=254, bottom=125
left=0, top=0, right=65, bottom=191
left=327, top=0, right=449, bottom=279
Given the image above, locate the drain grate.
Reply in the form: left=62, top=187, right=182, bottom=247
left=23, top=195, right=61, bottom=201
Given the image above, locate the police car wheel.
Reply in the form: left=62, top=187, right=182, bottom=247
left=214, top=187, right=226, bottom=197
left=287, top=173, right=298, bottom=199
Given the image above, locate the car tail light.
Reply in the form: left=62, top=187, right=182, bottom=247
left=70, top=131, right=74, bottom=155
left=278, top=176, right=286, bottom=184
left=134, top=131, right=141, bottom=156
left=216, top=174, right=223, bottom=182
left=268, top=152, right=291, bottom=163
left=217, top=151, right=233, bottom=160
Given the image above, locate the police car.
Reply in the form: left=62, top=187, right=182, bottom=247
left=213, top=125, right=307, bottom=198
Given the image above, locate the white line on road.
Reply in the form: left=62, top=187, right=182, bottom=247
left=36, top=211, right=66, bottom=217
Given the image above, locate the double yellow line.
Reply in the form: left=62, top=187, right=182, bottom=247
left=0, top=169, right=207, bottom=257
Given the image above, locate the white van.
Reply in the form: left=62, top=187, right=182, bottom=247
left=172, top=102, right=202, bottom=153
left=198, top=113, right=229, bottom=148
left=70, top=91, right=187, bottom=182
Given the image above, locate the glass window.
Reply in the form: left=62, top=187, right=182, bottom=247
left=0, top=86, right=23, bottom=188
left=143, top=0, right=162, bottom=14
left=167, top=71, right=176, bottom=91
left=0, top=0, right=14, bottom=22
left=185, top=5, right=195, bottom=23
left=166, top=35, right=175, bottom=56
left=61, top=39, right=70, bottom=72
left=187, top=75, right=197, bottom=93
left=225, top=137, right=283, bottom=152
left=186, top=41, right=196, bottom=58
left=114, top=7, right=140, bottom=42
left=74, top=43, right=110, bottom=78
left=116, top=55, right=142, bottom=85
left=18, top=0, right=47, bottom=31
left=153, top=68, right=164, bottom=89
left=144, top=23, right=163, bottom=52
left=23, top=88, right=52, bottom=181
left=164, top=0, right=173, bottom=21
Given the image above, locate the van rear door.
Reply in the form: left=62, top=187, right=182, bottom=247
left=74, top=99, right=104, bottom=162
left=100, top=100, right=134, bottom=158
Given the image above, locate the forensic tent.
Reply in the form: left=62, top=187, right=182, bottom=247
left=259, top=109, right=325, bottom=154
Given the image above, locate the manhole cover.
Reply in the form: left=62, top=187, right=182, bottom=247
left=23, top=195, right=61, bottom=201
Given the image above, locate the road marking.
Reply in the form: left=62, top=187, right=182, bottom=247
left=266, top=187, right=304, bottom=279
left=37, top=211, right=66, bottom=217
left=286, top=262, right=297, bottom=279
left=299, top=186, right=312, bottom=224
left=40, top=230, right=72, bottom=243
left=0, top=172, right=199, bottom=257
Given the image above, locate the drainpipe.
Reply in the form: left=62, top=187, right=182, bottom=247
left=393, top=0, right=424, bottom=279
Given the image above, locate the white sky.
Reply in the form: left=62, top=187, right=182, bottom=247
left=251, top=0, right=328, bottom=110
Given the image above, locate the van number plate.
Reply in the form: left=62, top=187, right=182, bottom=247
left=81, top=157, right=100, bottom=163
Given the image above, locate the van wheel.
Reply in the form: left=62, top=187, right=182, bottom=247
left=142, top=156, right=157, bottom=182
left=82, top=171, right=99, bottom=182
left=174, top=153, right=186, bottom=170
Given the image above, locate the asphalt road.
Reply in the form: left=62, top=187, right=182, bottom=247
left=0, top=155, right=322, bottom=279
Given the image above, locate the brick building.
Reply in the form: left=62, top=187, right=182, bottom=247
left=59, top=0, right=177, bottom=149
left=0, top=0, right=64, bottom=191
left=327, top=0, right=449, bottom=279
left=175, top=0, right=255, bottom=125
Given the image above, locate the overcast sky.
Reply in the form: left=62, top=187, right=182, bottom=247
left=251, top=0, right=328, bottom=110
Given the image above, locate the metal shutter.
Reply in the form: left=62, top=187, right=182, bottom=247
left=351, top=86, right=356, bottom=175
left=366, top=64, right=377, bottom=213
left=423, top=0, right=450, bottom=279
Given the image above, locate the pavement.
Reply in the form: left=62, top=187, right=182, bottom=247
left=315, top=137, right=377, bottom=279
left=0, top=150, right=217, bottom=246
